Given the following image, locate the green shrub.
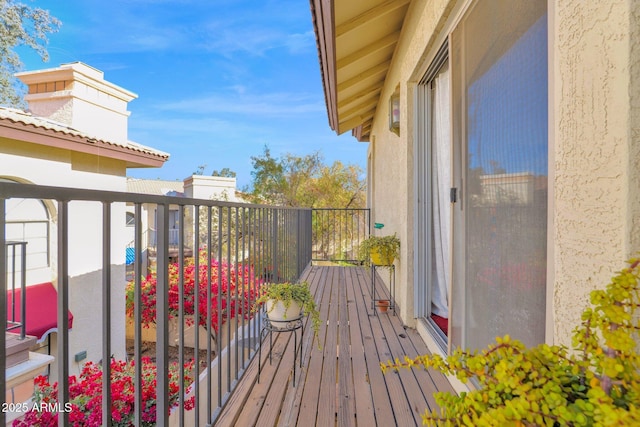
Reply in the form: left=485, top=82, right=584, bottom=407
left=382, top=258, right=640, bottom=426
left=358, top=234, right=400, bottom=265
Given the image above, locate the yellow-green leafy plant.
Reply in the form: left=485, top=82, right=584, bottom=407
left=358, top=233, right=400, bottom=266
left=382, top=259, right=640, bottom=426
left=254, top=281, right=322, bottom=339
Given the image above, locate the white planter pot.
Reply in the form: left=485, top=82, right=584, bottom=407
left=265, top=300, right=302, bottom=328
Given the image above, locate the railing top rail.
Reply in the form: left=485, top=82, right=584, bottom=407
left=0, top=182, right=311, bottom=211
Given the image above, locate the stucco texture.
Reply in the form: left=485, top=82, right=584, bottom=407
left=367, top=0, right=640, bottom=349
left=0, top=139, right=129, bottom=373
left=368, top=0, right=455, bottom=324
left=553, top=0, right=640, bottom=346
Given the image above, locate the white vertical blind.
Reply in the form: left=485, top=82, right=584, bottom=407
left=430, top=62, right=451, bottom=319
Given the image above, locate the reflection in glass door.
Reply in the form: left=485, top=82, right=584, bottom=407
left=451, top=0, right=548, bottom=350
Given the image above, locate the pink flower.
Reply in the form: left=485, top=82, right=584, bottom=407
left=125, top=248, right=259, bottom=333
left=13, top=358, right=196, bottom=427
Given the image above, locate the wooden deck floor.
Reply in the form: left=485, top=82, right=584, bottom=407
left=215, top=265, right=454, bottom=427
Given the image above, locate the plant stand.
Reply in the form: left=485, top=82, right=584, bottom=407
left=371, top=264, right=395, bottom=316
left=258, top=315, right=304, bottom=386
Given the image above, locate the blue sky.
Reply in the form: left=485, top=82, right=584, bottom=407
left=18, top=0, right=367, bottom=189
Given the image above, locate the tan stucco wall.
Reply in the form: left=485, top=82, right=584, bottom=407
left=367, top=0, right=640, bottom=346
left=367, top=0, right=457, bottom=325
left=552, top=0, right=640, bottom=347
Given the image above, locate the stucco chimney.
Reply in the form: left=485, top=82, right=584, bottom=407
left=15, top=62, right=137, bottom=143
left=184, top=175, right=238, bottom=201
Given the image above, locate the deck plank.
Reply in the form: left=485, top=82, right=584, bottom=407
left=255, top=329, right=300, bottom=427
left=277, top=266, right=321, bottom=427
left=378, top=308, right=429, bottom=425
left=337, top=267, right=357, bottom=426
left=345, top=266, right=377, bottom=427
left=226, top=330, right=291, bottom=427
left=215, top=266, right=455, bottom=427
left=353, top=267, right=397, bottom=427
left=295, top=266, right=333, bottom=425
left=316, top=266, right=339, bottom=426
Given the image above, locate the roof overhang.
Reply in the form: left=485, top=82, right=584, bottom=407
left=0, top=111, right=168, bottom=168
left=310, top=0, right=411, bottom=142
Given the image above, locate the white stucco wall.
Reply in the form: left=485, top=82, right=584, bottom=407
left=1, top=139, right=128, bottom=372
left=184, top=175, right=240, bottom=201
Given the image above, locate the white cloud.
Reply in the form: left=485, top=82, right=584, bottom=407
left=154, top=90, right=325, bottom=117
left=67, top=0, right=314, bottom=57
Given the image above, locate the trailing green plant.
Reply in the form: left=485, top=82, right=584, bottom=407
left=255, top=281, right=322, bottom=338
left=358, top=233, right=401, bottom=266
left=382, top=258, right=640, bottom=426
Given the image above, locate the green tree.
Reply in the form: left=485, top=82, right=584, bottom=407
left=245, top=146, right=287, bottom=205
left=0, top=0, right=60, bottom=107
left=212, top=167, right=236, bottom=178
left=246, top=146, right=366, bottom=262
left=246, top=145, right=365, bottom=208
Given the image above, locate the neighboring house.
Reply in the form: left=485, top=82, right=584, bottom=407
left=310, top=0, right=639, bottom=362
left=125, top=175, right=243, bottom=273
left=0, top=62, right=168, bottom=378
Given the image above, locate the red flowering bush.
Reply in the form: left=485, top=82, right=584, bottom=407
left=476, top=262, right=546, bottom=291
left=125, top=249, right=258, bottom=333
left=13, top=357, right=195, bottom=427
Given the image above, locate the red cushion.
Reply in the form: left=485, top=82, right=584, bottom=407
left=6, top=282, right=74, bottom=342
left=431, top=314, right=448, bottom=336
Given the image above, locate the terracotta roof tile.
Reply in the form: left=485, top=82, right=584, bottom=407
left=0, top=106, right=169, bottom=160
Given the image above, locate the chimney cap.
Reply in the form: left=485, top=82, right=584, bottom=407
left=15, top=61, right=137, bottom=102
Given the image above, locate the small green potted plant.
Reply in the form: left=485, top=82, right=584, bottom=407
left=359, top=233, right=400, bottom=266
left=255, top=281, right=321, bottom=337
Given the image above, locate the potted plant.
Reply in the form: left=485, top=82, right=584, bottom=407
left=255, top=281, right=321, bottom=337
left=359, top=233, right=400, bottom=266
left=376, top=299, right=390, bottom=313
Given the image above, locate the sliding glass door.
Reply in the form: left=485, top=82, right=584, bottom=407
left=451, top=0, right=548, bottom=350
left=416, top=0, right=548, bottom=353
left=415, top=45, right=451, bottom=346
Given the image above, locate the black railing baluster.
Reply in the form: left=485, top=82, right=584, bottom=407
left=0, top=182, right=359, bottom=426
left=155, top=203, right=170, bottom=426
left=57, top=200, right=70, bottom=427
left=134, top=202, right=143, bottom=427
left=193, top=206, right=201, bottom=426
left=310, top=208, right=370, bottom=264
left=177, top=204, right=185, bottom=426
left=206, top=206, right=213, bottom=423
left=0, top=198, right=7, bottom=427
left=102, top=202, right=112, bottom=427
left=217, top=206, right=223, bottom=407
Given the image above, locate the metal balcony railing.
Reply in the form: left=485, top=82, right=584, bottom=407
left=311, top=208, right=370, bottom=263
left=0, top=181, right=312, bottom=426
left=5, top=241, right=27, bottom=339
